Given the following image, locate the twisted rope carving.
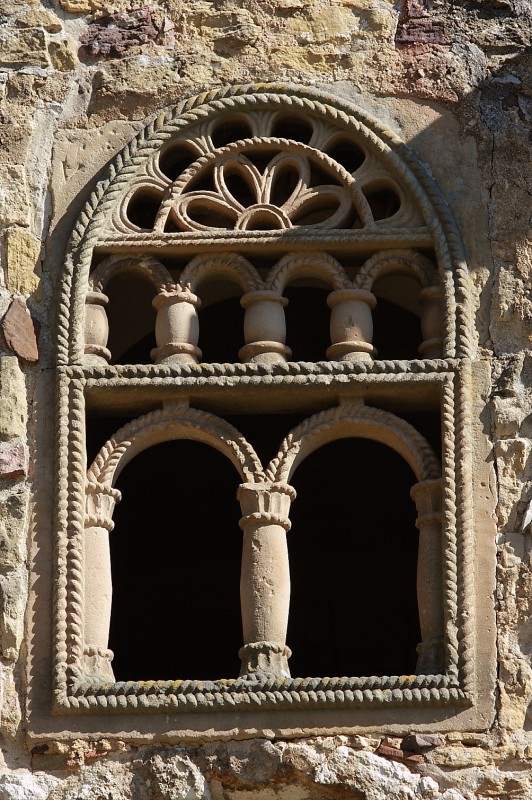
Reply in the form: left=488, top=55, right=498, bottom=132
left=355, top=249, right=438, bottom=291
left=455, top=363, right=476, bottom=698
left=88, top=255, right=173, bottom=293
left=87, top=406, right=265, bottom=487
left=441, top=376, right=460, bottom=681
left=267, top=252, right=348, bottom=292
left=67, top=671, right=467, bottom=712
left=266, top=402, right=441, bottom=484
left=59, top=84, right=473, bottom=366
left=180, top=253, right=263, bottom=293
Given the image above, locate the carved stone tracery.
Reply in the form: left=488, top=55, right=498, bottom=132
left=52, top=86, right=480, bottom=723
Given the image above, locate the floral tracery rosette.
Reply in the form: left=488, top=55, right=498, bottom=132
left=154, top=138, right=375, bottom=233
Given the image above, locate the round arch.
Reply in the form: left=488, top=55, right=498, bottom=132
left=87, top=406, right=265, bottom=490
left=60, top=84, right=472, bottom=366
left=266, top=402, right=440, bottom=485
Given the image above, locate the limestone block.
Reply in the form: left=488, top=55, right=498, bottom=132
left=4, top=228, right=41, bottom=296
left=2, top=298, right=39, bottom=362
left=0, top=357, right=26, bottom=441
left=0, top=166, right=30, bottom=227
left=287, top=8, right=357, bottom=43
left=0, top=28, right=50, bottom=69
left=0, top=565, right=27, bottom=660
left=48, top=38, right=79, bottom=71
left=0, top=491, right=29, bottom=567
left=15, top=8, right=62, bottom=32
left=58, top=0, right=115, bottom=12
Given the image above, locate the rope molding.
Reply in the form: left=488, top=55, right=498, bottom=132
left=51, top=85, right=481, bottom=718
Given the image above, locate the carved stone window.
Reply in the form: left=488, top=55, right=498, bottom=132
left=34, top=86, right=495, bottom=741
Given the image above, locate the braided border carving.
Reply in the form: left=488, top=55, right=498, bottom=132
left=51, top=85, right=481, bottom=721
left=58, top=84, right=472, bottom=366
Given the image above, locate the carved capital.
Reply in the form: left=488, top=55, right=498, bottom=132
left=238, top=482, right=296, bottom=532
left=86, top=482, right=122, bottom=531
left=410, top=478, right=442, bottom=529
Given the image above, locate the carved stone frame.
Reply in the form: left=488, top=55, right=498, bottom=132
left=28, top=85, right=496, bottom=742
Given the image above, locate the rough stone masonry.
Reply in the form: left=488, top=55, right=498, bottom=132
left=0, top=0, right=532, bottom=798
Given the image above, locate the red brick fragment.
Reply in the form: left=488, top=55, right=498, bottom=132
left=2, top=297, right=38, bottom=362
left=80, top=8, right=161, bottom=58
left=0, top=441, right=28, bottom=478
left=376, top=743, right=423, bottom=765
left=395, top=0, right=448, bottom=45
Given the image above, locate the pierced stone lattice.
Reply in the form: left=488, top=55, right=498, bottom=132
left=46, top=86, right=488, bottom=734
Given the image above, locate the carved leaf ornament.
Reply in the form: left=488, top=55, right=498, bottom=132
left=49, top=86, right=482, bottom=728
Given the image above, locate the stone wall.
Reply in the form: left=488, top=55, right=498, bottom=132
left=0, top=0, right=531, bottom=797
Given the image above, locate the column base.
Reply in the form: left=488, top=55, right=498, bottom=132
left=151, top=342, right=202, bottom=364
left=239, top=640, right=292, bottom=678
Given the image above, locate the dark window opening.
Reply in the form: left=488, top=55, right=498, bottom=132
left=372, top=297, right=422, bottom=361
left=287, top=436, right=420, bottom=678
left=326, top=137, right=365, bottom=173
left=284, top=286, right=330, bottom=361
left=108, top=439, right=243, bottom=681
left=159, top=143, right=199, bottom=182
left=106, top=273, right=157, bottom=365
left=198, top=291, right=245, bottom=363
left=211, top=118, right=253, bottom=148
left=363, top=184, right=401, bottom=221
left=271, top=114, right=314, bottom=144
left=127, top=189, right=163, bottom=230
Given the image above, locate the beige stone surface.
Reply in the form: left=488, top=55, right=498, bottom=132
left=0, top=357, right=26, bottom=441
left=0, top=27, right=50, bottom=68
left=4, top=227, right=41, bottom=296
left=48, top=38, right=79, bottom=70
left=15, top=7, right=62, bottom=31
left=0, top=166, right=30, bottom=227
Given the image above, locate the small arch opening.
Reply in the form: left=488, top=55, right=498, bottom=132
left=224, top=170, right=256, bottom=207
left=211, top=117, right=253, bottom=148
left=108, top=439, right=243, bottom=681
left=105, top=272, right=156, bottom=364
left=270, top=164, right=300, bottom=208
left=287, top=436, right=420, bottom=678
left=372, top=275, right=423, bottom=360
left=271, top=114, right=314, bottom=144
left=186, top=200, right=237, bottom=230
left=284, top=285, right=330, bottom=361
left=198, top=281, right=245, bottom=363
left=363, top=182, right=401, bottom=221
left=126, top=188, right=164, bottom=230
left=159, top=143, right=199, bottom=182
left=325, top=137, right=366, bottom=173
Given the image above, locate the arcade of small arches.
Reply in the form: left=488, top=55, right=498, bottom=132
left=84, top=401, right=443, bottom=683
left=84, top=249, right=443, bottom=367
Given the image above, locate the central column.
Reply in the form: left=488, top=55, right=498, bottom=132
left=237, top=481, right=296, bottom=677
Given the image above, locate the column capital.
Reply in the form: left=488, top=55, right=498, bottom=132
left=238, top=482, right=296, bottom=532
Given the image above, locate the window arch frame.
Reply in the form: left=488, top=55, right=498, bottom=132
left=40, top=84, right=496, bottom=739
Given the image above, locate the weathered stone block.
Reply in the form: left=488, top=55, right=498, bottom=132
left=16, top=7, right=62, bottom=32
left=0, top=165, right=30, bottom=227
left=2, top=298, right=39, bottom=362
left=0, top=491, right=29, bottom=567
left=48, top=38, right=79, bottom=71
left=0, top=441, right=28, bottom=479
left=0, top=357, right=26, bottom=440
left=0, top=565, right=27, bottom=660
left=4, top=227, right=42, bottom=296
left=0, top=28, right=50, bottom=68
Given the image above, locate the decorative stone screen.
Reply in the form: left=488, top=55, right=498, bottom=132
left=39, top=85, right=495, bottom=740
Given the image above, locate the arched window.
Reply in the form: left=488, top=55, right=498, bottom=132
left=49, top=85, right=495, bottom=736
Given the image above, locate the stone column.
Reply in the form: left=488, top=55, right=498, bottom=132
left=326, top=288, right=377, bottom=361
left=84, top=290, right=111, bottom=366
left=83, top=481, right=121, bottom=681
left=239, top=290, right=291, bottom=364
left=419, top=285, right=443, bottom=358
left=237, top=481, right=296, bottom=677
left=410, top=478, right=444, bottom=674
left=151, top=288, right=202, bottom=364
